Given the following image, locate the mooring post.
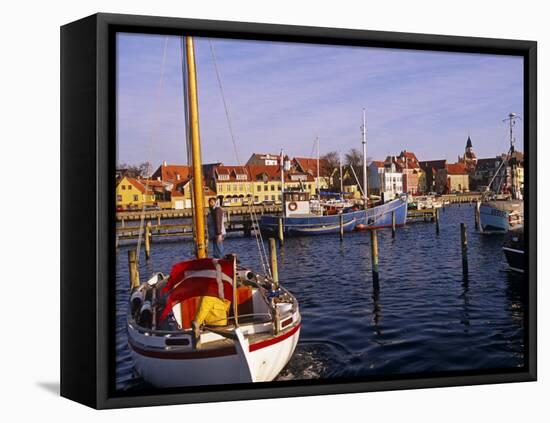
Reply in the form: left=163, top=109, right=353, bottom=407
left=460, top=223, right=468, bottom=275
left=157, top=214, right=161, bottom=226
left=435, top=208, right=440, bottom=235
left=128, top=249, right=140, bottom=289
left=370, top=229, right=379, bottom=285
left=269, top=238, right=279, bottom=290
left=121, top=218, right=125, bottom=228
left=475, top=201, right=480, bottom=231
left=391, top=211, right=396, bottom=238
left=145, top=221, right=152, bottom=260
left=278, top=216, right=284, bottom=246
left=339, top=214, right=344, bottom=241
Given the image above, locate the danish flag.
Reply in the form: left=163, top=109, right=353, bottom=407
left=159, top=257, right=235, bottom=321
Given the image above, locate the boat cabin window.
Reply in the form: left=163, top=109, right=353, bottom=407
left=284, top=192, right=309, bottom=202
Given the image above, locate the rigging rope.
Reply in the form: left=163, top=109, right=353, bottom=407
left=136, top=36, right=170, bottom=262
left=208, top=39, right=272, bottom=277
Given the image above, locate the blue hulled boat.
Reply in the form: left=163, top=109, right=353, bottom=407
left=259, top=191, right=407, bottom=236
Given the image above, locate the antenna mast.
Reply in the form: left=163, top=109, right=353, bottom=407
left=361, top=108, right=368, bottom=207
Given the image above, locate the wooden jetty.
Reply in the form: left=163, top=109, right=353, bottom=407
left=116, top=204, right=282, bottom=222
left=116, top=216, right=257, bottom=247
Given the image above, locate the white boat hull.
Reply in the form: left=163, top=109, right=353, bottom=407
left=129, top=323, right=300, bottom=388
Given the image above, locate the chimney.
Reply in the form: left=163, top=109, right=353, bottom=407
left=163, top=160, right=167, bottom=167
left=176, top=174, right=180, bottom=181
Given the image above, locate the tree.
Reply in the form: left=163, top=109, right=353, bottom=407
left=320, top=151, right=341, bottom=191
left=117, top=161, right=152, bottom=179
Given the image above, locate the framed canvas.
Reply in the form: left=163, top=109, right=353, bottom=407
left=60, top=13, right=537, bottom=409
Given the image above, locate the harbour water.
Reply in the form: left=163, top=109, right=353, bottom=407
left=115, top=204, right=525, bottom=391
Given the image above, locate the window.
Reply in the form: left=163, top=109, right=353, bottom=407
left=264, top=185, right=268, bottom=191
left=128, top=185, right=132, bottom=190
left=254, top=196, right=259, bottom=201
left=122, top=185, right=126, bottom=190
left=271, top=195, right=275, bottom=201
left=117, top=195, right=122, bottom=201
left=233, top=185, right=238, bottom=192
left=133, top=195, right=139, bottom=201
left=218, top=184, right=223, bottom=192
left=271, top=185, right=275, bottom=191
left=264, top=195, right=269, bottom=201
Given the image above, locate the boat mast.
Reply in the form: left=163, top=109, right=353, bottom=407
left=361, top=108, right=368, bottom=207
left=316, top=136, right=320, bottom=198
left=504, top=112, right=520, bottom=200
left=185, top=37, right=207, bottom=259
left=280, top=149, right=285, bottom=216
left=339, top=151, right=343, bottom=200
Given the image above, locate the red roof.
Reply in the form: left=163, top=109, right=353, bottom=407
left=151, top=164, right=191, bottom=182
left=370, top=160, right=385, bottom=168
left=246, top=165, right=314, bottom=183
left=445, top=163, right=468, bottom=175
left=121, top=177, right=156, bottom=195
left=292, top=157, right=329, bottom=176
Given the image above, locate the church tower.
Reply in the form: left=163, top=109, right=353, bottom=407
left=460, top=135, right=477, bottom=171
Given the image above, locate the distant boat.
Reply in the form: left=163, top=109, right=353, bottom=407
left=260, top=109, right=407, bottom=236
left=502, top=226, right=524, bottom=273
left=479, top=113, right=524, bottom=234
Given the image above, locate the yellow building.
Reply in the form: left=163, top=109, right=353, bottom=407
left=116, top=177, right=156, bottom=210
left=171, top=179, right=217, bottom=210
left=213, top=165, right=316, bottom=206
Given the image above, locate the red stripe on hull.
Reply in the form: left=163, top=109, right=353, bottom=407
left=249, top=323, right=301, bottom=352
left=129, top=322, right=301, bottom=360
left=355, top=223, right=406, bottom=231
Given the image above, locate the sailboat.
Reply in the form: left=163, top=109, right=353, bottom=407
left=127, top=37, right=301, bottom=388
left=259, top=109, right=407, bottom=236
left=479, top=113, right=524, bottom=233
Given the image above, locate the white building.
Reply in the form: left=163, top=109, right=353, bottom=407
left=368, top=161, right=403, bottom=200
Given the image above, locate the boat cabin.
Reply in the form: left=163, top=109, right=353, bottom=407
left=284, top=190, right=311, bottom=216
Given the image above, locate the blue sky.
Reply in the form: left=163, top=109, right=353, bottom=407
left=116, top=33, right=523, bottom=170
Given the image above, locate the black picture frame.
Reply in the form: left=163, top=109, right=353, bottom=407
left=60, top=12, right=537, bottom=409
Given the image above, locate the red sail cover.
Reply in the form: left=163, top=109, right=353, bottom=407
left=160, top=258, right=234, bottom=321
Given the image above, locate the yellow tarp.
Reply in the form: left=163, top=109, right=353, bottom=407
left=194, top=296, right=231, bottom=326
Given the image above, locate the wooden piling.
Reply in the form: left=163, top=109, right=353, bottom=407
left=391, top=211, right=396, bottom=238
left=278, top=216, right=284, bottom=246
left=157, top=214, right=161, bottom=226
left=269, top=238, right=279, bottom=290
left=460, top=223, right=468, bottom=275
left=474, top=201, right=480, bottom=231
left=121, top=218, right=125, bottom=228
left=144, top=221, right=152, bottom=260
left=339, top=214, right=344, bottom=241
left=370, top=229, right=379, bottom=285
left=128, top=249, right=140, bottom=289
left=435, top=208, right=440, bottom=235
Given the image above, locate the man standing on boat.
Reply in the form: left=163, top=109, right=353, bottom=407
left=207, top=197, right=226, bottom=258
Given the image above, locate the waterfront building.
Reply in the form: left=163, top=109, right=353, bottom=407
left=116, top=176, right=156, bottom=209
left=419, top=159, right=447, bottom=193
left=151, top=161, right=191, bottom=183
left=394, top=150, right=425, bottom=194
left=458, top=135, right=478, bottom=172
left=170, top=179, right=217, bottom=209
left=246, top=152, right=280, bottom=166
left=247, top=165, right=316, bottom=204
left=368, top=160, right=403, bottom=200
left=291, top=156, right=332, bottom=191
left=436, top=162, right=469, bottom=194
left=213, top=165, right=252, bottom=206
left=469, top=151, right=524, bottom=194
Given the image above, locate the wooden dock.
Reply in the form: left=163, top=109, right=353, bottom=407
left=116, top=216, right=258, bottom=246
left=117, top=204, right=282, bottom=223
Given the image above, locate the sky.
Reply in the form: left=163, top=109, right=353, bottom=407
left=116, top=33, right=524, bottom=171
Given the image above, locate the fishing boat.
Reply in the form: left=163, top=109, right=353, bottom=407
left=479, top=113, right=524, bottom=234
left=127, top=37, right=301, bottom=388
left=259, top=109, right=407, bottom=236
left=502, top=226, right=524, bottom=273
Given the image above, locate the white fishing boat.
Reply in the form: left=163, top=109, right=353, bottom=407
left=479, top=113, right=524, bottom=234
left=127, top=37, right=301, bottom=388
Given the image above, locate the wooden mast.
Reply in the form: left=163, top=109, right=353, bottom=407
left=185, top=37, right=207, bottom=259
